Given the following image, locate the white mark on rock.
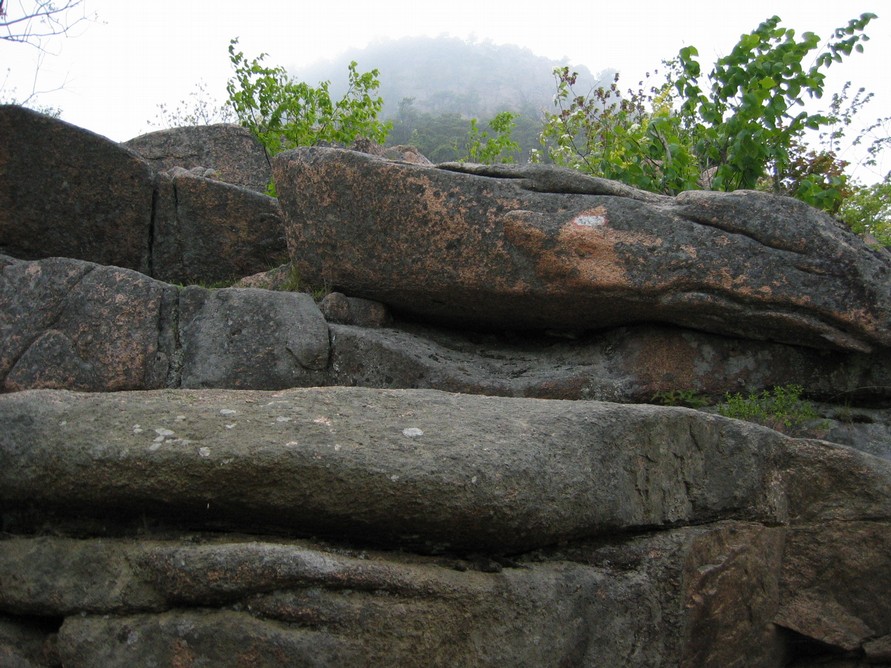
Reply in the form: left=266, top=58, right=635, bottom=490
left=175, top=415, right=186, bottom=422
left=225, top=423, right=236, bottom=430
left=221, top=458, right=233, bottom=465
left=471, top=476, right=478, bottom=484
left=313, top=416, right=333, bottom=426
left=285, top=441, right=300, bottom=448
left=153, top=428, right=175, bottom=443
left=220, top=409, right=237, bottom=416
left=133, top=424, right=144, bottom=434
left=198, top=447, right=211, bottom=458
left=574, top=214, right=606, bottom=228
left=402, top=427, right=424, bottom=438
left=276, top=416, right=292, bottom=423
left=390, top=474, right=400, bottom=482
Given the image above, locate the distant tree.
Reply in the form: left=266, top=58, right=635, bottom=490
left=457, top=111, right=521, bottom=164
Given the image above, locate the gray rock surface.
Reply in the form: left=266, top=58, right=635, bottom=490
left=274, top=148, right=891, bottom=352
left=2, top=386, right=889, bottom=551
left=0, top=387, right=889, bottom=666
left=152, top=168, right=287, bottom=285
left=179, top=286, right=330, bottom=389
left=123, top=123, right=273, bottom=193
left=0, top=105, right=154, bottom=273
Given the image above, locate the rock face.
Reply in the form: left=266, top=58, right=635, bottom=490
left=123, top=123, right=273, bottom=193
left=0, top=105, right=155, bottom=273
left=0, top=107, right=286, bottom=285
left=274, top=148, right=891, bottom=352
left=2, top=116, right=891, bottom=666
left=0, top=388, right=890, bottom=666
left=152, top=168, right=286, bottom=285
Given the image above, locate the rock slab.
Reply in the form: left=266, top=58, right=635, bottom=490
left=274, top=148, right=891, bottom=352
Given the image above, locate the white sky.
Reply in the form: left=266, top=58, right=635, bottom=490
left=3, top=0, right=889, bottom=181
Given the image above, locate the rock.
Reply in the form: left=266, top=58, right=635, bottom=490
left=3, top=386, right=890, bottom=552
left=273, top=148, right=891, bottom=353
left=328, top=322, right=891, bottom=407
left=232, top=263, right=297, bottom=290
left=123, top=123, right=273, bottom=193
left=151, top=169, right=287, bottom=285
left=320, top=292, right=391, bottom=327
left=0, top=525, right=786, bottom=667
left=0, top=387, right=889, bottom=666
left=179, top=286, right=330, bottom=389
left=0, top=255, right=334, bottom=392
left=0, top=254, right=175, bottom=392
left=0, top=105, right=155, bottom=273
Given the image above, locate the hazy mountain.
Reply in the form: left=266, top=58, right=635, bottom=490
left=295, top=37, right=612, bottom=161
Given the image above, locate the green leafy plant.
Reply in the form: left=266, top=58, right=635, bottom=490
left=651, top=390, right=711, bottom=409
left=718, top=384, right=827, bottom=436
left=225, top=37, right=390, bottom=157
left=675, top=13, right=876, bottom=209
left=539, top=63, right=700, bottom=195
left=838, top=173, right=891, bottom=247
left=459, top=111, right=521, bottom=164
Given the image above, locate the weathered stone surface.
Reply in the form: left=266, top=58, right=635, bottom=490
left=123, top=123, right=273, bottom=193
left=179, top=286, right=330, bottom=389
left=2, top=387, right=890, bottom=552
left=0, top=105, right=155, bottom=273
left=0, top=254, right=175, bottom=392
left=152, top=169, right=287, bottom=285
left=320, top=292, right=391, bottom=327
left=329, top=322, right=891, bottom=407
left=274, top=148, right=891, bottom=352
left=776, top=521, right=891, bottom=652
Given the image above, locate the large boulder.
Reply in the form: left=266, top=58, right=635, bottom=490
left=151, top=168, right=287, bottom=285
left=273, top=148, right=891, bottom=353
left=123, top=123, right=273, bottom=193
left=2, top=386, right=889, bottom=551
left=0, top=254, right=175, bottom=392
left=0, top=387, right=889, bottom=666
left=0, top=105, right=155, bottom=272
left=0, top=255, right=330, bottom=392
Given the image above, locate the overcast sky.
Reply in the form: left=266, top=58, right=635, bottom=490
left=2, top=0, right=889, bottom=181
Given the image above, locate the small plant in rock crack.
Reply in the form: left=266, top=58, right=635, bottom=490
left=718, top=384, right=828, bottom=437
left=651, top=390, right=711, bottom=409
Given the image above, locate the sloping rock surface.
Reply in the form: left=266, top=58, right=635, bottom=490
left=274, top=148, right=891, bottom=352
left=0, top=387, right=889, bottom=666
left=124, top=123, right=273, bottom=193
left=0, top=105, right=154, bottom=273
left=0, top=108, right=286, bottom=285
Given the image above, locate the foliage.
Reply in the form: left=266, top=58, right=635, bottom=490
left=146, top=80, right=235, bottom=130
left=838, top=174, right=891, bottom=247
left=539, top=64, right=700, bottom=195
left=651, top=390, right=711, bottom=409
left=675, top=13, right=875, bottom=210
left=458, top=111, right=521, bottom=164
left=226, top=38, right=390, bottom=156
left=538, top=13, right=879, bottom=213
left=388, top=98, right=540, bottom=163
left=718, top=384, right=826, bottom=436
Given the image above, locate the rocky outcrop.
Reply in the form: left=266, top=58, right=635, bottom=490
left=2, top=114, right=891, bottom=666
left=0, top=106, right=286, bottom=285
left=1, top=387, right=889, bottom=666
left=0, top=104, right=155, bottom=273
left=124, top=123, right=273, bottom=193
left=274, top=148, right=891, bottom=352
left=152, top=168, right=286, bottom=285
